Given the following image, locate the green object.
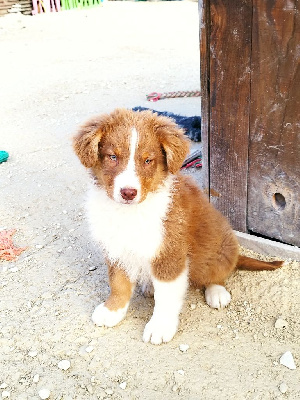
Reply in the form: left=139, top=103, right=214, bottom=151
left=0, top=151, right=9, bottom=163
left=60, top=0, right=103, bottom=11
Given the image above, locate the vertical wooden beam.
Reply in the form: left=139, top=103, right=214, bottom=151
left=247, top=0, right=300, bottom=247
left=199, top=0, right=210, bottom=192
left=204, top=0, right=252, bottom=231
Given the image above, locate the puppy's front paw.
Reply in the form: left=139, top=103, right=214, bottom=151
left=205, top=284, right=231, bottom=309
left=143, top=316, right=178, bottom=345
left=92, top=303, right=127, bottom=328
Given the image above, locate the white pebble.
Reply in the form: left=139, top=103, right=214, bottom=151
left=172, top=385, right=178, bottom=392
left=85, top=346, right=94, bottom=353
left=280, top=351, right=296, bottom=370
left=119, top=382, right=127, bottom=390
left=28, top=350, right=38, bottom=357
left=41, top=292, right=52, bottom=300
left=179, top=344, right=189, bottom=352
left=58, top=360, right=71, bottom=371
left=190, top=304, right=196, bottom=310
left=105, top=388, right=113, bottom=395
left=2, top=391, right=10, bottom=399
left=177, top=369, right=185, bottom=375
left=33, top=374, right=40, bottom=383
left=10, top=267, right=18, bottom=273
left=275, top=318, right=288, bottom=329
left=0, top=385, right=7, bottom=390
left=38, top=388, right=50, bottom=399
left=279, top=382, right=288, bottom=394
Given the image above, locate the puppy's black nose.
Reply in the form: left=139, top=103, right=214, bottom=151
left=120, top=188, right=137, bottom=201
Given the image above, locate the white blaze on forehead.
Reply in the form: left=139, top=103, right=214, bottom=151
left=113, top=127, right=141, bottom=203
left=127, top=128, right=139, bottom=169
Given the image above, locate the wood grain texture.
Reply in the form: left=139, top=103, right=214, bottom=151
left=0, top=0, right=32, bottom=15
left=247, top=0, right=300, bottom=246
left=199, top=0, right=210, bottom=192
left=207, top=0, right=252, bottom=231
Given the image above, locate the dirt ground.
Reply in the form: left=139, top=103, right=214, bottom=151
left=0, top=2, right=299, bottom=399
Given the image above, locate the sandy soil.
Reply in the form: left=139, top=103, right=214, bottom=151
left=0, top=2, right=299, bottom=399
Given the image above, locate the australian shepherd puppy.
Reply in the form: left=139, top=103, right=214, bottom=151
left=73, top=108, right=282, bottom=345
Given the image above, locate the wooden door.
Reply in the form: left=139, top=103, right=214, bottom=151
left=247, top=0, right=300, bottom=247
left=200, top=0, right=300, bottom=247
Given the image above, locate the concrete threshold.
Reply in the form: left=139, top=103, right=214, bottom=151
left=235, top=230, right=300, bottom=261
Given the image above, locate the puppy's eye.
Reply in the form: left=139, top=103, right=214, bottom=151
left=109, top=155, right=117, bottom=162
left=145, top=158, right=152, bottom=165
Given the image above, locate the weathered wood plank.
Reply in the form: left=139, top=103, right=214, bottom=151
left=247, top=0, right=300, bottom=246
left=0, top=0, right=32, bottom=15
left=207, top=0, right=252, bottom=231
left=199, top=0, right=210, bottom=192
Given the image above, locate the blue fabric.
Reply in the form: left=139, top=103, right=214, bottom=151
left=132, top=107, right=201, bottom=142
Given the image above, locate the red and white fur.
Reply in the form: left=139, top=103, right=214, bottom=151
left=73, top=108, right=282, bottom=345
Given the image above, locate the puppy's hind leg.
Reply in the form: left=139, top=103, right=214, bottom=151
left=92, top=264, right=134, bottom=328
left=205, top=284, right=231, bottom=309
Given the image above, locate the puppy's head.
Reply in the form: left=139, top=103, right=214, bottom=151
left=73, top=108, right=189, bottom=204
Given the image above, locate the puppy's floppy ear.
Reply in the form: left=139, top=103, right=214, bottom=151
left=155, top=116, right=190, bottom=174
left=73, top=116, right=106, bottom=168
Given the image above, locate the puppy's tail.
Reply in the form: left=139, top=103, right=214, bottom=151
left=237, top=255, right=283, bottom=271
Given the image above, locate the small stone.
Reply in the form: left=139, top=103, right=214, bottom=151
left=179, top=344, right=189, bottom=352
left=280, top=351, right=296, bottom=370
left=58, top=360, right=71, bottom=370
left=28, top=350, right=38, bottom=357
left=41, top=292, right=52, bottom=300
left=86, top=385, right=94, bottom=394
left=38, top=389, right=50, bottom=399
left=174, top=369, right=185, bottom=386
left=35, top=245, right=43, bottom=249
left=105, top=388, right=113, bottom=395
left=33, top=374, right=40, bottom=383
left=190, top=304, right=196, bottom=310
left=2, top=391, right=10, bottom=399
left=16, top=393, right=28, bottom=400
left=279, top=382, right=288, bottom=394
left=88, top=266, right=97, bottom=271
left=119, top=382, right=127, bottom=390
left=275, top=318, right=288, bottom=329
left=85, top=346, right=94, bottom=353
left=0, top=385, right=7, bottom=390
left=10, top=267, right=18, bottom=273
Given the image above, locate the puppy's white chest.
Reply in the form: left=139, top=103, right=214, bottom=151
left=86, top=178, right=173, bottom=282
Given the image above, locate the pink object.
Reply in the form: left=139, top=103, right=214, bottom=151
left=0, top=229, right=27, bottom=261
left=32, top=0, right=61, bottom=15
